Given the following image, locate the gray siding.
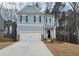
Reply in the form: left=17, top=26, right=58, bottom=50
left=17, top=5, right=56, bottom=34
left=18, top=26, right=43, bottom=32
left=18, top=15, right=44, bottom=24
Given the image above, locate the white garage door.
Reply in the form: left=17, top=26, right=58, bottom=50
left=20, top=32, right=41, bottom=42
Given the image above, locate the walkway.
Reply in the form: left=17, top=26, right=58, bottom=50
left=0, top=35, right=53, bottom=56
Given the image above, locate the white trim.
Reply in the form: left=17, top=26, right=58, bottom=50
left=17, top=24, right=43, bottom=26
left=19, top=31, right=42, bottom=33
left=18, top=31, right=42, bottom=34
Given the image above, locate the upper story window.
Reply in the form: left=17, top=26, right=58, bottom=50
left=49, top=18, right=51, bottom=23
left=26, top=16, right=28, bottom=22
left=34, top=16, right=36, bottom=23
left=46, top=17, right=47, bottom=23
left=20, top=15, right=22, bottom=22
left=39, top=16, right=41, bottom=23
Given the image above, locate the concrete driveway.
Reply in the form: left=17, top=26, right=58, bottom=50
left=0, top=35, right=53, bottom=56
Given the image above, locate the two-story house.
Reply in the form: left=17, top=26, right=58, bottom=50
left=16, top=5, right=56, bottom=41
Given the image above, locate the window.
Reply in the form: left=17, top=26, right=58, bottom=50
left=26, top=16, right=28, bottom=22
left=39, top=16, right=41, bottom=23
left=49, top=18, right=51, bottom=23
left=46, top=17, right=47, bottom=23
left=20, top=15, right=22, bottom=22
left=34, top=16, right=36, bottom=23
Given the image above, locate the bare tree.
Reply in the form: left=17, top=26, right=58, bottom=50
left=52, top=2, right=66, bottom=41
left=69, top=2, right=79, bottom=43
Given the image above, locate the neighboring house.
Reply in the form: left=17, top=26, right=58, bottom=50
left=0, top=15, right=4, bottom=37
left=16, top=5, right=56, bottom=41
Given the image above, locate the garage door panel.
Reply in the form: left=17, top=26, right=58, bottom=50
left=20, top=33, right=41, bottom=42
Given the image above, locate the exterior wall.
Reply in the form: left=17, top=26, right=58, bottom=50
left=17, top=11, right=56, bottom=40
left=44, top=28, right=56, bottom=39
left=42, top=15, right=56, bottom=39
left=17, top=14, right=56, bottom=39
left=45, top=16, right=55, bottom=25
left=17, top=15, right=44, bottom=35
left=18, top=26, right=43, bottom=33
left=18, top=15, right=44, bottom=24
left=44, top=16, right=55, bottom=28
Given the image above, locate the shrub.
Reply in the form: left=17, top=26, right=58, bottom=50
left=46, top=38, right=53, bottom=43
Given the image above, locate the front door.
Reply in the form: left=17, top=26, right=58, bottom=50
left=47, top=30, right=51, bottom=38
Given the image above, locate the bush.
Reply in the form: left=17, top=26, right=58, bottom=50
left=46, top=38, right=53, bottom=43
left=41, top=34, right=47, bottom=42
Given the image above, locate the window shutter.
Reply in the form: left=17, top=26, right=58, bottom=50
left=49, top=18, right=51, bottom=23
left=20, top=15, right=22, bottom=22
left=26, top=16, right=28, bottom=22
left=39, top=16, right=41, bottom=23
left=46, top=17, right=47, bottom=23
left=34, top=16, right=36, bottom=23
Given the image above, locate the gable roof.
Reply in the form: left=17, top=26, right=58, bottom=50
left=16, top=5, right=42, bottom=15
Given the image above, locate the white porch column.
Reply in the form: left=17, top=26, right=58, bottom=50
left=50, top=29, right=54, bottom=39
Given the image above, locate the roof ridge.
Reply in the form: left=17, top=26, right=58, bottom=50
left=16, top=5, right=42, bottom=15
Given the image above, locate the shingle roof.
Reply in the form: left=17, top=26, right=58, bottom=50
left=16, top=5, right=42, bottom=15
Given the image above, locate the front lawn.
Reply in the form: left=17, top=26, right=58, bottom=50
left=0, top=37, right=15, bottom=49
left=45, top=42, right=79, bottom=56
left=0, top=42, right=14, bottom=49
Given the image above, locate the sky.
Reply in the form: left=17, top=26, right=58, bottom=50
left=0, top=2, right=73, bottom=13
left=62, top=3, right=72, bottom=12
left=39, top=2, right=72, bottom=13
left=0, top=2, right=74, bottom=22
